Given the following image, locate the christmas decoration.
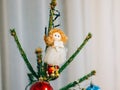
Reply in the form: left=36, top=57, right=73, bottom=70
left=10, top=0, right=99, bottom=89
left=86, top=84, right=101, bottom=90
left=30, top=81, right=53, bottom=90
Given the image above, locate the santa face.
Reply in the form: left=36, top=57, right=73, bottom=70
left=53, top=32, right=61, bottom=41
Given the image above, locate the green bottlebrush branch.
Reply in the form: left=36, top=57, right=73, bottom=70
left=59, top=33, right=92, bottom=74
left=60, top=70, right=96, bottom=90
left=10, top=0, right=96, bottom=89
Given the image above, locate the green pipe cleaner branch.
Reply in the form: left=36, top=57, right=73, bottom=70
left=59, top=33, right=92, bottom=73
left=35, top=48, right=43, bottom=78
left=48, top=0, right=57, bottom=32
left=10, top=29, right=38, bottom=79
left=60, top=70, right=96, bottom=90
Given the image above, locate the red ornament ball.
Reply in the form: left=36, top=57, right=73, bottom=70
left=30, top=81, right=53, bottom=90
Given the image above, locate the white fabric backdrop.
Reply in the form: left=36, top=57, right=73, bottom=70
left=1, top=0, right=120, bottom=90
left=64, top=0, right=120, bottom=90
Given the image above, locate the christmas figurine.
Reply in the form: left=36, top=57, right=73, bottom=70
left=44, top=28, right=68, bottom=77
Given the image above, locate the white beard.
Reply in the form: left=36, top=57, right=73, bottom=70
left=44, top=46, right=67, bottom=65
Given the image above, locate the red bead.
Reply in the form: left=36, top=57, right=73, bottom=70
left=48, top=66, right=55, bottom=75
left=47, top=65, right=59, bottom=75
left=30, top=81, right=53, bottom=90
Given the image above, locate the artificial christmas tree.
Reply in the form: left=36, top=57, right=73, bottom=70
left=10, top=0, right=100, bottom=89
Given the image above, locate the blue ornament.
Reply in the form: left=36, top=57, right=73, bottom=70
left=86, top=84, right=101, bottom=90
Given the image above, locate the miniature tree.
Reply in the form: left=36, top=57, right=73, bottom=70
left=10, top=0, right=97, bottom=90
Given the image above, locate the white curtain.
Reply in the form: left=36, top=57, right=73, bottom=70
left=1, top=0, right=120, bottom=90
left=64, top=0, right=120, bottom=90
